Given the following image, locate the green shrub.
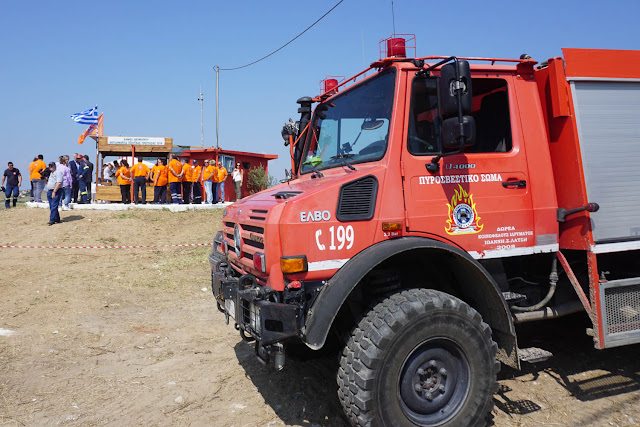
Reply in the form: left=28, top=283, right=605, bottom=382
left=247, top=164, right=277, bottom=194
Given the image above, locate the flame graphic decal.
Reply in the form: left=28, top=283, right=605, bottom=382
left=445, top=184, right=483, bottom=235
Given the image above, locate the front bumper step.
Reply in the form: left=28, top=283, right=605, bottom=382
left=210, top=251, right=300, bottom=345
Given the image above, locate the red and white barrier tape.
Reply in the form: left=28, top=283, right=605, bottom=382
left=0, top=243, right=212, bottom=249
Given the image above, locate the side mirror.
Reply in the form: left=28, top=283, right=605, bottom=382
left=361, top=119, right=384, bottom=130
left=316, top=103, right=329, bottom=120
left=440, top=61, right=472, bottom=117
left=442, top=116, right=476, bottom=149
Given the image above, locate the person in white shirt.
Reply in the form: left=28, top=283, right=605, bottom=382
left=232, top=163, right=243, bottom=202
left=46, top=162, right=64, bottom=225
left=103, top=163, right=115, bottom=183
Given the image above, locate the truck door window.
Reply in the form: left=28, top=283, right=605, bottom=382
left=467, top=79, right=512, bottom=153
left=301, top=70, right=396, bottom=174
left=407, top=77, right=512, bottom=155
left=407, top=77, right=440, bottom=155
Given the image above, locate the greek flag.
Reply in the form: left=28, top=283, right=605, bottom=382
left=70, top=106, right=99, bottom=125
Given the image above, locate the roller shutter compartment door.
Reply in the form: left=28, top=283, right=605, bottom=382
left=571, top=80, right=640, bottom=243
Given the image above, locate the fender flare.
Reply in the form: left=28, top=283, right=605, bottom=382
left=303, top=236, right=519, bottom=368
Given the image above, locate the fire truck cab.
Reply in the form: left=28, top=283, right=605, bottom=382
left=209, top=39, right=640, bottom=427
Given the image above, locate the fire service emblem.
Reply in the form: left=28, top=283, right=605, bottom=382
left=445, top=184, right=483, bottom=235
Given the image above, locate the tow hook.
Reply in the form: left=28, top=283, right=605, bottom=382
left=255, top=342, right=285, bottom=371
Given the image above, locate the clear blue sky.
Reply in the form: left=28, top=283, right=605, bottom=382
left=1, top=0, right=638, bottom=182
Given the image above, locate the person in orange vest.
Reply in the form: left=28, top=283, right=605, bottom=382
left=29, top=154, right=47, bottom=203
left=115, top=160, right=132, bottom=204
left=202, top=159, right=217, bottom=204
left=150, top=158, right=169, bottom=204
left=181, top=158, right=193, bottom=204
left=216, top=160, right=228, bottom=203
left=167, top=154, right=183, bottom=204
left=211, top=160, right=221, bottom=204
left=190, top=159, right=202, bottom=204
left=132, top=157, right=150, bottom=204
left=28, top=157, right=37, bottom=202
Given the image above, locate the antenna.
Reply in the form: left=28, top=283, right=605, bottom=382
left=362, top=31, right=366, bottom=77
left=391, top=0, right=396, bottom=34
left=198, top=87, right=204, bottom=147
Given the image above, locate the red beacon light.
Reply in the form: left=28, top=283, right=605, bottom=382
left=324, top=78, right=339, bottom=93
left=319, top=76, right=345, bottom=96
left=379, top=34, right=416, bottom=60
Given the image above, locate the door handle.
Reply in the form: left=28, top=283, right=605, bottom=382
left=502, top=180, right=527, bottom=188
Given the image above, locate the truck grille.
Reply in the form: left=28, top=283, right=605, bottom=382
left=223, top=209, right=268, bottom=279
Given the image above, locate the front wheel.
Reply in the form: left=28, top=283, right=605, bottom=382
left=337, top=289, right=499, bottom=427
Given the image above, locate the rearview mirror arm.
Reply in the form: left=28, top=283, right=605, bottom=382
left=424, top=57, right=468, bottom=173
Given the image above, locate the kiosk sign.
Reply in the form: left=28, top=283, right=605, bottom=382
left=107, top=137, right=165, bottom=146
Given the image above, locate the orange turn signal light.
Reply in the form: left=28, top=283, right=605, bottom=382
left=382, top=222, right=403, bottom=232
left=280, top=255, right=308, bottom=274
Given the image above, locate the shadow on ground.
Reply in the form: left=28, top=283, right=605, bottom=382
left=234, top=313, right=640, bottom=426
left=234, top=341, right=349, bottom=427
left=61, top=215, right=84, bottom=223
left=495, top=313, right=640, bottom=419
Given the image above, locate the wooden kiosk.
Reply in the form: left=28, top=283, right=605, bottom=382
left=94, top=136, right=173, bottom=203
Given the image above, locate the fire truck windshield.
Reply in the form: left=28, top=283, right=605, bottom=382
left=300, top=70, right=396, bottom=174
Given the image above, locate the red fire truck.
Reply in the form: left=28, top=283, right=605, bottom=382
left=209, top=37, right=640, bottom=426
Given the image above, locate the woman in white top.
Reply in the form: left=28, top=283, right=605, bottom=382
left=232, top=163, right=243, bottom=202
left=103, top=163, right=116, bottom=183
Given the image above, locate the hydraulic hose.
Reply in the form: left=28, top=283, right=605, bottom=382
left=511, top=257, right=558, bottom=312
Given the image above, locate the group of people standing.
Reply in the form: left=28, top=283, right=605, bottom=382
left=42, top=154, right=94, bottom=224
left=2, top=152, right=245, bottom=217
left=33, top=153, right=94, bottom=206
left=108, top=154, right=243, bottom=205
left=2, top=153, right=93, bottom=212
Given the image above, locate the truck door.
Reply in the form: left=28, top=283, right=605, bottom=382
left=401, top=74, right=536, bottom=258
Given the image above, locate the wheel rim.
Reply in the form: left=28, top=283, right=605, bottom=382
left=397, top=338, right=470, bottom=426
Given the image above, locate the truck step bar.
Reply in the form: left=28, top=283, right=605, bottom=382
left=518, top=347, right=553, bottom=364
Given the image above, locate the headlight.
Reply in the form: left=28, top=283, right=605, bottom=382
left=213, top=230, right=225, bottom=255
left=249, top=304, right=261, bottom=332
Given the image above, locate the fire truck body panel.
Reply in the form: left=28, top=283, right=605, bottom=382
left=537, top=48, right=640, bottom=251
left=209, top=45, right=640, bottom=426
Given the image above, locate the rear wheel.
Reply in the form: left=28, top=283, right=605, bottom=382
left=337, top=289, right=499, bottom=427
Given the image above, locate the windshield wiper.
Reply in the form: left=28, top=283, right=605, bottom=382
left=331, top=154, right=357, bottom=171
left=303, top=162, right=324, bottom=178
left=311, top=163, right=324, bottom=178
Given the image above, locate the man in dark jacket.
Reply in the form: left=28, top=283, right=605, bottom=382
left=69, top=153, right=80, bottom=203
left=83, top=155, right=94, bottom=202
left=77, top=157, right=90, bottom=203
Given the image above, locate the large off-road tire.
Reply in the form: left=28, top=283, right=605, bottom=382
left=337, top=289, right=499, bottom=427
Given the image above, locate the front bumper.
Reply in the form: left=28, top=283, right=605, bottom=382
left=209, top=250, right=300, bottom=345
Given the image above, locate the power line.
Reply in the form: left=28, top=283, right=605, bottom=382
left=218, top=0, right=345, bottom=71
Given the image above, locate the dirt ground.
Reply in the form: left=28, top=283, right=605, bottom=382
left=1, top=205, right=639, bottom=426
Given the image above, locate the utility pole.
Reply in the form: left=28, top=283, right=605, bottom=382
left=214, top=66, right=220, bottom=150
left=198, top=87, right=204, bottom=147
